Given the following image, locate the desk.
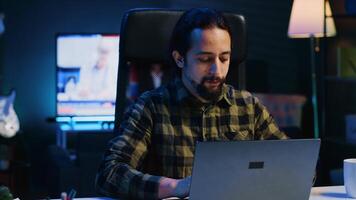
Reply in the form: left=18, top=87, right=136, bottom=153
left=309, top=186, right=352, bottom=200
left=58, top=186, right=350, bottom=200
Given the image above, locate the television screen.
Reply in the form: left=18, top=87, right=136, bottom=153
left=56, top=34, right=119, bottom=118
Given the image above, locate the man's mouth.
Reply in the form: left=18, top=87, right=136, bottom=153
left=204, top=77, right=221, bottom=84
left=206, top=79, right=220, bottom=85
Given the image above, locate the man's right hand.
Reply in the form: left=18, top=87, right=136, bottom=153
left=158, top=176, right=191, bottom=199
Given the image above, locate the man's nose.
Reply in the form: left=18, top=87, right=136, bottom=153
left=209, top=59, right=221, bottom=76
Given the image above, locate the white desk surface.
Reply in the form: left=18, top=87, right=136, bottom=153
left=62, top=198, right=113, bottom=200
left=309, top=186, right=353, bottom=200
left=62, top=186, right=351, bottom=200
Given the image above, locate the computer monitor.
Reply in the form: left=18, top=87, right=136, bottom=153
left=56, top=34, right=119, bottom=121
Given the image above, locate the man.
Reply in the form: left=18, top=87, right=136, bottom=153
left=96, top=8, right=287, bottom=199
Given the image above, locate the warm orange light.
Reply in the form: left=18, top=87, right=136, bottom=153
left=288, top=0, right=336, bottom=38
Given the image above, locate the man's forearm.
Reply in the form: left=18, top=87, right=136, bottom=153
left=96, top=161, right=162, bottom=199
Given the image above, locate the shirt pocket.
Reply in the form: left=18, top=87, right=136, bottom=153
left=220, top=125, right=253, bottom=141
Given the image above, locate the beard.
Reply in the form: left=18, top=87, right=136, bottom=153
left=195, top=76, right=226, bottom=102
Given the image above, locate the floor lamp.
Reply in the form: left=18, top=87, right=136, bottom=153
left=288, top=0, right=336, bottom=138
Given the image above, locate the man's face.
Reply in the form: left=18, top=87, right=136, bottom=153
left=180, top=27, right=231, bottom=101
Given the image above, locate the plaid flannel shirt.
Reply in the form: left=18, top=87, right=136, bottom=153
left=96, top=78, right=287, bottom=199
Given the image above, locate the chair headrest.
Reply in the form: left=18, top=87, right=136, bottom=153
left=120, top=8, right=247, bottom=64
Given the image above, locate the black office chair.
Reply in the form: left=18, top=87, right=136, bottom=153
left=114, top=8, right=247, bottom=128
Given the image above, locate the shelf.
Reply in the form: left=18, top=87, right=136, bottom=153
left=320, top=0, right=356, bottom=184
left=324, top=76, right=356, bottom=83
left=332, top=14, right=356, bottom=18
left=324, top=136, right=348, bottom=145
left=321, top=136, right=356, bottom=170
left=323, top=137, right=356, bottom=155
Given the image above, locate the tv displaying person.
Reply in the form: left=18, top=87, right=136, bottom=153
left=96, top=8, right=287, bottom=199
left=76, top=36, right=119, bottom=100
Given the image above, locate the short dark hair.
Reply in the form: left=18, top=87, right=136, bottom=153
left=169, top=8, right=232, bottom=72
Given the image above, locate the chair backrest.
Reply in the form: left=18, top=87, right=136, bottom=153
left=115, top=8, right=247, bottom=127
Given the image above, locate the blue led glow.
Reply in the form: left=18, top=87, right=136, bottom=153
left=60, top=123, right=107, bottom=131
left=56, top=116, right=114, bottom=122
left=56, top=116, right=115, bottom=131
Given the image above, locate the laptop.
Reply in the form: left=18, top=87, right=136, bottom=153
left=189, top=139, right=320, bottom=200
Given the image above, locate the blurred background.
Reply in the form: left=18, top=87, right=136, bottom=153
left=0, top=0, right=355, bottom=199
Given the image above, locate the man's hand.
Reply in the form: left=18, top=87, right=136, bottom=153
left=173, top=176, right=191, bottom=198
left=158, top=176, right=191, bottom=199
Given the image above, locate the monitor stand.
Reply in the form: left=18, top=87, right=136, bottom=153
left=55, top=116, right=114, bottom=150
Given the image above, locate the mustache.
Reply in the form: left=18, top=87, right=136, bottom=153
left=201, top=76, right=225, bottom=83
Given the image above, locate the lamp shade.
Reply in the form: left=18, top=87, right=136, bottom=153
left=288, top=0, right=336, bottom=38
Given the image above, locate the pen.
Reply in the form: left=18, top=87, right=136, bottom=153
left=68, top=189, right=77, bottom=200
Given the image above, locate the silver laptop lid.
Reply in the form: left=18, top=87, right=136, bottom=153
left=189, top=139, right=320, bottom=200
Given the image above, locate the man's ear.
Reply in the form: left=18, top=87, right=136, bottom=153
left=172, top=50, right=184, bottom=68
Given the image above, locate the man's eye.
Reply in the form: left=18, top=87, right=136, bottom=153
left=220, top=57, right=229, bottom=63
left=198, top=57, right=211, bottom=62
